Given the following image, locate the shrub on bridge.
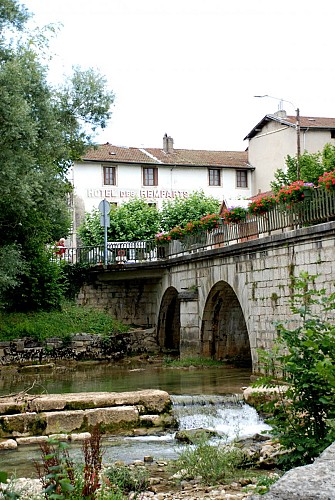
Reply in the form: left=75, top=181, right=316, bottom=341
left=255, top=272, right=335, bottom=469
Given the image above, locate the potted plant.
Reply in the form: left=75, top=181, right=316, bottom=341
left=199, top=213, right=220, bottom=231
left=222, top=206, right=248, bottom=224
left=317, top=170, right=335, bottom=191
left=155, top=231, right=171, bottom=244
left=248, top=194, right=277, bottom=215
left=277, top=180, right=314, bottom=207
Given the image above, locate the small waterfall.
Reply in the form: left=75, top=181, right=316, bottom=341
left=171, top=394, right=271, bottom=441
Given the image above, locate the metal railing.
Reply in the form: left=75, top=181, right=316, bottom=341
left=56, top=188, right=335, bottom=265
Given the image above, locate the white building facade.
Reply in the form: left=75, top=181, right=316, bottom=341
left=69, top=136, right=253, bottom=246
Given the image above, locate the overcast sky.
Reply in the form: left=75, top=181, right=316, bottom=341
left=25, top=0, right=335, bottom=151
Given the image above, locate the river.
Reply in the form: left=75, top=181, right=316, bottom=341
left=0, top=361, right=271, bottom=477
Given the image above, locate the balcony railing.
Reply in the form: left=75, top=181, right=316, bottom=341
left=56, top=188, right=335, bottom=265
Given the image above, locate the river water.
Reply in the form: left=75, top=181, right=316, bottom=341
left=0, top=362, right=271, bottom=477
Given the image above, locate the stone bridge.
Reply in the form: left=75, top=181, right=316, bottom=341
left=76, top=221, right=335, bottom=372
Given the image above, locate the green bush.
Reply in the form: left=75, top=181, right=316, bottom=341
left=0, top=302, right=127, bottom=341
left=5, top=248, right=64, bottom=312
left=174, top=439, right=248, bottom=484
left=104, top=463, right=149, bottom=496
left=256, top=272, right=335, bottom=469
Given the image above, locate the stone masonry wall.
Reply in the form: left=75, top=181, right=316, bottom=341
left=0, top=329, right=159, bottom=366
left=76, top=277, right=161, bottom=328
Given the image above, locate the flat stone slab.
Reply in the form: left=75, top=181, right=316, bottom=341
left=0, top=389, right=171, bottom=414
left=0, top=390, right=174, bottom=438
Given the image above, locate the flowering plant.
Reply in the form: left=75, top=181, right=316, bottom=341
left=222, top=206, right=248, bottom=223
left=277, top=180, right=314, bottom=206
left=199, top=213, right=220, bottom=231
left=155, top=213, right=221, bottom=244
left=248, top=194, right=277, bottom=215
left=155, top=231, right=171, bottom=244
left=168, top=226, right=185, bottom=240
left=317, top=170, right=335, bottom=191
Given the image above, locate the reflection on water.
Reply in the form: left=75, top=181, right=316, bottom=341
left=0, top=361, right=252, bottom=396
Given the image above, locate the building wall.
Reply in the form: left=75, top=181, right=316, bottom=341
left=302, top=129, right=334, bottom=152
left=248, top=122, right=296, bottom=194
left=71, top=161, right=252, bottom=245
left=248, top=122, right=335, bottom=195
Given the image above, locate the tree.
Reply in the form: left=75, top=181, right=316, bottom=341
left=271, top=144, right=335, bottom=193
left=0, top=1, right=115, bottom=310
left=78, top=199, right=162, bottom=245
left=160, top=190, right=220, bottom=231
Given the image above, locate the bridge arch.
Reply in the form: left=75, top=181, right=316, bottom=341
left=157, top=286, right=180, bottom=353
left=201, top=281, right=251, bottom=367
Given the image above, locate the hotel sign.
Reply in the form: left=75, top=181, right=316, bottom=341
left=87, top=188, right=189, bottom=199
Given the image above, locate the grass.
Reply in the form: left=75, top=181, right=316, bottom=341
left=0, top=302, right=128, bottom=342
left=172, top=438, right=249, bottom=485
left=163, top=356, right=225, bottom=367
left=172, top=438, right=281, bottom=490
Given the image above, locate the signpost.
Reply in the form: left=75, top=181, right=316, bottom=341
left=98, top=199, right=110, bottom=266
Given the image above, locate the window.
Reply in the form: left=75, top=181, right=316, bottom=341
left=236, top=170, right=248, bottom=188
left=208, top=169, right=221, bottom=186
left=143, top=167, right=158, bottom=186
left=331, top=130, right=335, bottom=139
left=103, top=166, right=116, bottom=185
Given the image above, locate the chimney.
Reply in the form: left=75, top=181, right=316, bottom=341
left=274, top=110, right=287, bottom=118
left=163, top=133, right=174, bottom=153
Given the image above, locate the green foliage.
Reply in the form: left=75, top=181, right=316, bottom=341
left=57, top=66, right=114, bottom=134
left=222, top=206, right=247, bottom=223
left=160, top=190, right=220, bottom=231
left=174, top=438, right=247, bottom=484
left=0, top=302, right=127, bottom=341
left=78, top=191, right=220, bottom=245
left=248, top=194, right=277, bottom=215
left=256, top=272, right=335, bottom=469
left=104, top=463, right=149, bottom=496
left=250, top=473, right=281, bottom=496
left=78, top=199, right=161, bottom=245
left=0, top=245, right=26, bottom=308
left=4, top=247, right=65, bottom=312
left=0, top=2, right=115, bottom=311
left=34, top=438, right=75, bottom=499
left=0, top=470, right=21, bottom=499
left=78, top=209, right=105, bottom=246
left=321, top=143, right=335, bottom=172
left=108, top=198, right=161, bottom=241
left=61, top=262, right=91, bottom=301
left=35, top=427, right=103, bottom=499
left=271, top=144, right=335, bottom=193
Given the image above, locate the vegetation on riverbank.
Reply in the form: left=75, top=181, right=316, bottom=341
left=0, top=430, right=281, bottom=499
left=0, top=302, right=127, bottom=342
left=255, top=272, right=335, bottom=469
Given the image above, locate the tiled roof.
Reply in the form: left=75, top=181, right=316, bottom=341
left=82, top=143, right=250, bottom=169
left=244, top=114, right=335, bottom=140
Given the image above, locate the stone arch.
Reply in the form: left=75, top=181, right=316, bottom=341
left=201, top=281, right=251, bottom=366
left=157, top=287, right=180, bottom=353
